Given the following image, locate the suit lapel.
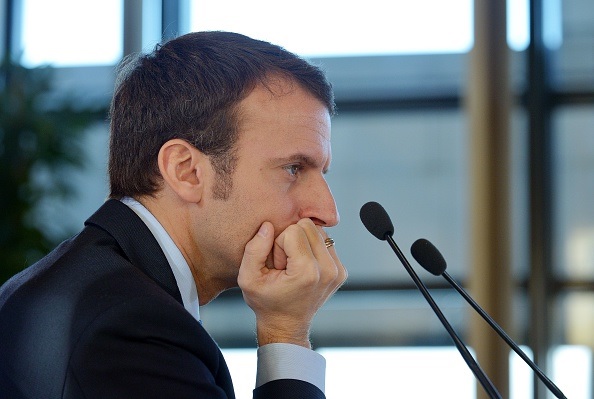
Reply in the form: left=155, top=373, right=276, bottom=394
left=85, top=199, right=183, bottom=305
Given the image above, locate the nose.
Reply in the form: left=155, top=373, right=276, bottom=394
left=300, top=175, right=340, bottom=227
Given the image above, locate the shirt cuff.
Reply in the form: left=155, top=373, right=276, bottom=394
left=255, top=343, right=326, bottom=393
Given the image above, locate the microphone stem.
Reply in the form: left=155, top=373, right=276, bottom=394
left=385, top=235, right=502, bottom=399
left=442, top=271, right=568, bottom=399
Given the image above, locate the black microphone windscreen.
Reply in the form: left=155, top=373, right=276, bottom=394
left=411, top=238, right=447, bottom=275
left=359, top=201, right=394, bottom=240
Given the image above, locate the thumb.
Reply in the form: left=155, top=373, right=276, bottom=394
left=239, top=222, right=274, bottom=278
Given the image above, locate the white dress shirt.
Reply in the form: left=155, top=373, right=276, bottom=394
left=120, top=197, right=325, bottom=392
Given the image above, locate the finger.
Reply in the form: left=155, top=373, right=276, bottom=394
left=296, top=219, right=330, bottom=259
left=271, top=233, right=288, bottom=270
left=273, top=224, right=316, bottom=274
left=310, top=224, right=348, bottom=289
left=292, top=220, right=343, bottom=289
left=238, top=222, right=275, bottom=281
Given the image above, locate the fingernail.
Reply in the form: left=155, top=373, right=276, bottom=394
left=258, top=223, right=269, bottom=237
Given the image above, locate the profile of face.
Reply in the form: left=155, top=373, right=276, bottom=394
left=195, top=78, right=339, bottom=286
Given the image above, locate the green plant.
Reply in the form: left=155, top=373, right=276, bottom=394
left=0, top=59, right=104, bottom=285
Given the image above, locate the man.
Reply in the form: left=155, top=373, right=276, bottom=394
left=0, top=31, right=347, bottom=398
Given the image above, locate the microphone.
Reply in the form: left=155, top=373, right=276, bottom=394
left=359, top=201, right=502, bottom=399
left=411, top=238, right=568, bottom=399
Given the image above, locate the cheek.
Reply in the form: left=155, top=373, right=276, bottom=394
left=266, top=201, right=301, bottom=236
left=232, top=177, right=299, bottom=234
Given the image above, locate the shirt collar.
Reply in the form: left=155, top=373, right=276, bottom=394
left=120, top=197, right=201, bottom=323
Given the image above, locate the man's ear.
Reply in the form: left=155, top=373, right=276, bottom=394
left=158, top=139, right=207, bottom=203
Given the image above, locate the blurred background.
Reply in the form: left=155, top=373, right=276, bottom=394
left=0, top=0, right=592, bottom=398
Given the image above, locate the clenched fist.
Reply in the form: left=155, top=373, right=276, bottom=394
left=237, top=218, right=347, bottom=348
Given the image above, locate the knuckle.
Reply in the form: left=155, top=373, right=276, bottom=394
left=316, top=262, right=339, bottom=289
left=301, top=267, right=321, bottom=286
left=297, top=218, right=315, bottom=228
left=326, top=263, right=348, bottom=291
left=287, top=223, right=308, bottom=241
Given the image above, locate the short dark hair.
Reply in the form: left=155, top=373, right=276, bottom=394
left=108, top=31, right=335, bottom=199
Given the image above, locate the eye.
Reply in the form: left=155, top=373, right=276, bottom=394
left=283, top=164, right=302, bottom=177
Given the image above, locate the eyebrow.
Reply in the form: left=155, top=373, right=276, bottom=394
left=270, top=154, right=330, bottom=174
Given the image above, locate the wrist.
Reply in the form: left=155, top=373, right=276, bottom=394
left=256, top=321, right=312, bottom=349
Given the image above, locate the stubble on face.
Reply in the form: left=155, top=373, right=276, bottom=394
left=209, top=153, right=237, bottom=200
left=197, top=78, right=332, bottom=290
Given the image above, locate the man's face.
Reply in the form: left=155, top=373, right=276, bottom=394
left=195, top=78, right=338, bottom=287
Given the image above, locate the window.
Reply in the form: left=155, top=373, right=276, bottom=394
left=222, top=346, right=591, bottom=399
left=18, top=0, right=123, bottom=67
left=190, top=0, right=528, bottom=57
left=5, top=1, right=592, bottom=398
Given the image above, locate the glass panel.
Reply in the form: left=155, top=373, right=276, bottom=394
left=189, top=0, right=528, bottom=57
left=510, top=109, right=530, bottom=280
left=551, top=345, right=592, bottom=398
left=222, top=346, right=591, bottom=399
left=552, top=0, right=594, bottom=90
left=553, top=106, right=594, bottom=278
left=202, top=289, right=529, bottom=348
left=557, top=292, right=594, bottom=397
left=327, top=109, right=469, bottom=284
left=321, top=107, right=528, bottom=283
left=19, top=0, right=123, bottom=67
left=203, top=288, right=485, bottom=347
left=507, top=0, right=530, bottom=51
left=190, top=0, right=472, bottom=56
left=562, top=292, right=594, bottom=347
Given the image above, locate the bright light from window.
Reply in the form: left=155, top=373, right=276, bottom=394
left=191, top=0, right=530, bottom=57
left=223, top=346, right=590, bottom=399
left=507, top=0, right=530, bottom=51
left=17, top=0, right=531, bottom=67
left=320, top=347, right=476, bottom=397
left=20, top=0, right=123, bottom=67
left=191, top=0, right=473, bottom=56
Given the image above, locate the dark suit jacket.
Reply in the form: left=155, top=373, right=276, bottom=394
left=0, top=199, right=324, bottom=399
